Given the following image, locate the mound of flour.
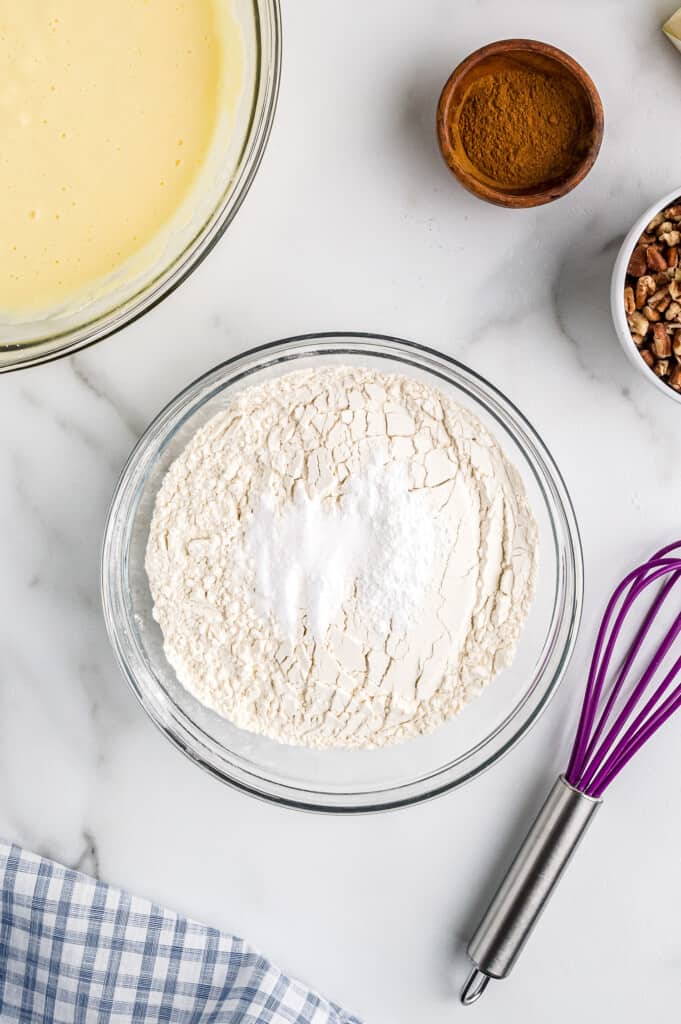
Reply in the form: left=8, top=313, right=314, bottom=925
left=145, top=367, right=538, bottom=750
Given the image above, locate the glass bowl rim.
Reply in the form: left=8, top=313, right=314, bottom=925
left=0, top=0, right=282, bottom=374
left=101, top=332, right=584, bottom=813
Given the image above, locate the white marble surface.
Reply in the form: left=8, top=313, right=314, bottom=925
left=2, top=1, right=681, bottom=1020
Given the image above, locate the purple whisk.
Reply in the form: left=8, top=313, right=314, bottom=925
left=461, top=541, right=681, bottom=1006
left=566, top=540, right=681, bottom=798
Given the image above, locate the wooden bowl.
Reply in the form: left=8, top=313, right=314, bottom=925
left=436, top=39, right=604, bottom=209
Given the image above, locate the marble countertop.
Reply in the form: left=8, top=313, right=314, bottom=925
left=2, top=1, right=681, bottom=1020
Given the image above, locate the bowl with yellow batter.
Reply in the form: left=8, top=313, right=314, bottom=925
left=0, top=0, right=281, bottom=371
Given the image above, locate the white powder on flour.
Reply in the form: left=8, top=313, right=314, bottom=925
left=145, top=366, right=538, bottom=750
left=248, top=459, right=449, bottom=641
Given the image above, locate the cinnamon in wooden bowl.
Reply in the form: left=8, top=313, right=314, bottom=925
left=437, top=40, right=604, bottom=208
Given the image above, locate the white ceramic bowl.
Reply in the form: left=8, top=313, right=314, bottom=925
left=611, top=186, right=681, bottom=405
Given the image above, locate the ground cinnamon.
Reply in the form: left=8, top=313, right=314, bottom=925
left=457, top=67, right=586, bottom=189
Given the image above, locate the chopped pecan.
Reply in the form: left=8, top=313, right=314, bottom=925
left=636, top=275, right=655, bottom=307
left=673, top=330, right=681, bottom=360
left=627, top=245, right=648, bottom=276
left=628, top=311, right=650, bottom=335
left=647, top=211, right=666, bottom=231
left=647, top=246, right=668, bottom=271
left=652, top=323, right=672, bottom=357
left=648, top=286, right=670, bottom=308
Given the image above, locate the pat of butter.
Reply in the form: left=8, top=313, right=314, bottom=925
left=663, top=8, right=681, bottom=53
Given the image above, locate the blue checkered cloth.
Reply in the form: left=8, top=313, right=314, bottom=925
left=0, top=842, right=361, bottom=1024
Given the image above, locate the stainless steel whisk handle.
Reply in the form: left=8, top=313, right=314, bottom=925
left=460, top=775, right=602, bottom=1005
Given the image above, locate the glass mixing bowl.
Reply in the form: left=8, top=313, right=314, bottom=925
left=0, top=0, right=281, bottom=373
left=102, top=334, right=583, bottom=812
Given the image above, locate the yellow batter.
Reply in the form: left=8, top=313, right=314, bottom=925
left=0, top=1, right=239, bottom=313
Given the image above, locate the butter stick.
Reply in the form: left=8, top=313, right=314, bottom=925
left=664, top=7, right=681, bottom=53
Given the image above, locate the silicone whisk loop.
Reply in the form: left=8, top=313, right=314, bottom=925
left=566, top=542, right=681, bottom=798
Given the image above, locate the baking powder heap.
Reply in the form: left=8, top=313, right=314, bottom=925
left=146, top=366, right=538, bottom=750
left=248, top=458, right=449, bottom=642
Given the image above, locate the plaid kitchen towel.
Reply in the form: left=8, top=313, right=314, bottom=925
left=0, top=842, right=361, bottom=1024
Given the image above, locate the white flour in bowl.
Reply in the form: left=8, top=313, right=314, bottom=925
left=145, top=367, right=538, bottom=749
